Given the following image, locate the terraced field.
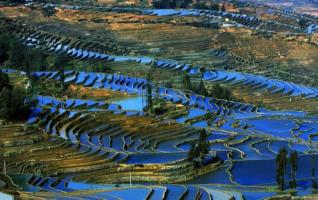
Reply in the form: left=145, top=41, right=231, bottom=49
left=1, top=0, right=318, bottom=199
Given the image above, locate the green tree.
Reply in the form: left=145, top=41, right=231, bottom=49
left=24, top=48, right=32, bottom=78
left=210, top=84, right=233, bottom=100
left=1, top=33, right=47, bottom=73
left=206, top=112, right=217, bottom=126
left=29, top=49, right=48, bottom=72
left=153, top=0, right=175, bottom=8
left=197, top=79, right=207, bottom=96
left=0, top=33, right=11, bottom=64
left=6, top=0, right=25, bottom=3
left=0, top=87, right=31, bottom=121
left=221, top=4, right=226, bottom=12
left=42, top=5, right=56, bottom=17
left=146, top=72, right=153, bottom=114
left=210, top=4, right=219, bottom=10
left=23, top=48, right=47, bottom=96
left=194, top=2, right=209, bottom=9
left=54, top=55, right=69, bottom=93
left=155, top=79, right=159, bottom=104
left=179, top=0, right=192, bottom=8
left=188, top=142, right=196, bottom=162
left=188, top=129, right=210, bottom=168
left=276, top=148, right=288, bottom=190
left=0, top=87, right=10, bottom=118
left=289, top=151, right=298, bottom=188
left=182, top=71, right=192, bottom=91
left=0, top=71, right=12, bottom=91
left=298, top=19, right=309, bottom=30
left=311, top=156, right=318, bottom=188
left=197, top=129, right=209, bottom=158
left=8, top=39, right=25, bottom=70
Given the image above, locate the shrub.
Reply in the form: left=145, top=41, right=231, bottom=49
left=153, top=0, right=193, bottom=9
left=276, top=148, right=288, bottom=190
left=153, top=105, right=168, bottom=115
left=0, top=32, right=48, bottom=72
left=182, top=72, right=192, bottom=91
left=0, top=87, right=32, bottom=121
left=0, top=71, right=12, bottom=91
left=210, top=84, right=233, bottom=100
left=194, top=3, right=220, bottom=10
left=0, top=33, right=11, bottom=64
left=193, top=3, right=209, bottom=9
left=42, top=5, right=57, bottom=17
left=196, top=79, right=208, bottom=96
left=188, top=129, right=210, bottom=168
left=298, top=19, right=310, bottom=30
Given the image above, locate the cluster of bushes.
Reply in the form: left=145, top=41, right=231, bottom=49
left=298, top=19, right=311, bottom=30
left=194, top=2, right=226, bottom=11
left=0, top=71, right=32, bottom=121
left=209, top=83, right=233, bottom=100
left=188, top=129, right=222, bottom=168
left=188, top=129, right=209, bottom=167
left=42, top=4, right=57, bottom=17
left=152, top=0, right=226, bottom=11
left=275, top=149, right=318, bottom=191
left=0, top=33, right=48, bottom=74
left=0, top=30, right=110, bottom=74
left=182, top=72, right=234, bottom=100
left=153, top=0, right=193, bottom=9
left=3, top=0, right=25, bottom=3
left=187, top=21, right=220, bottom=29
left=3, top=0, right=60, bottom=3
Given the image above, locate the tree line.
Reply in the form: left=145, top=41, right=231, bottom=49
left=182, top=72, right=234, bottom=100
left=188, top=129, right=222, bottom=168
left=152, top=0, right=226, bottom=11
left=276, top=148, right=318, bottom=191
left=0, top=71, right=32, bottom=121
left=0, top=33, right=48, bottom=74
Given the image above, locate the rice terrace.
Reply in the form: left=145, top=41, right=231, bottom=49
left=1, top=0, right=318, bottom=199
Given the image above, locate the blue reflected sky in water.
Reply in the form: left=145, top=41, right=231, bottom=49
left=108, top=96, right=147, bottom=111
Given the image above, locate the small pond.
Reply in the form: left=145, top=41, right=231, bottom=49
left=107, top=96, right=147, bottom=111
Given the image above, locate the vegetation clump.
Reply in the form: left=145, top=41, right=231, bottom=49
left=196, top=81, right=235, bottom=100
left=289, top=151, right=298, bottom=188
left=194, top=2, right=225, bottom=11
left=276, top=148, right=288, bottom=190
left=0, top=33, right=48, bottom=73
left=209, top=84, right=233, bottom=100
left=276, top=148, right=299, bottom=190
left=41, top=4, right=57, bottom=17
left=0, top=71, right=31, bottom=121
left=152, top=0, right=226, bottom=11
left=153, top=0, right=193, bottom=9
left=311, top=156, right=318, bottom=189
left=181, top=72, right=234, bottom=100
left=188, top=129, right=211, bottom=168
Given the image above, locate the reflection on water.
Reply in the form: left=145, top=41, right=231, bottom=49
left=0, top=192, right=13, bottom=200
left=68, top=181, right=114, bottom=190
left=108, top=96, right=147, bottom=111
